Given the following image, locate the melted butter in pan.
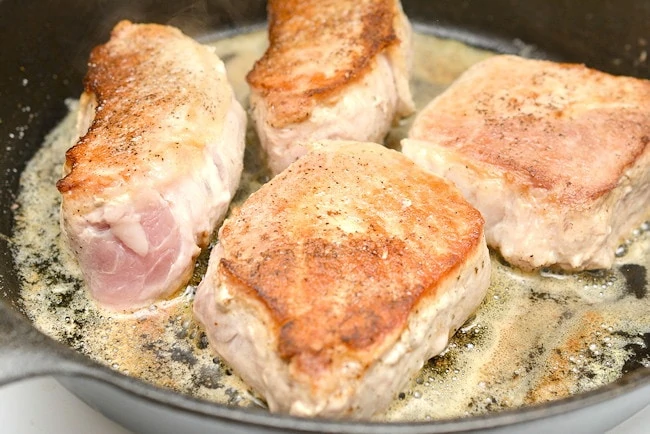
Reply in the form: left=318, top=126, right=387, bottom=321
left=12, top=30, right=650, bottom=420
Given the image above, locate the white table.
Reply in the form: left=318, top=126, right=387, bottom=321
left=0, top=377, right=648, bottom=433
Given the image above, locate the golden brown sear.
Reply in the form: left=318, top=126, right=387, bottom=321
left=404, top=55, right=650, bottom=270
left=194, top=140, right=490, bottom=417
left=246, top=0, right=403, bottom=127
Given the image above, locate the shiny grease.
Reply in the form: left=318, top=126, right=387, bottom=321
left=12, top=30, right=650, bottom=421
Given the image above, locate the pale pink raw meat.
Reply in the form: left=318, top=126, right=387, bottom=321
left=57, top=21, right=246, bottom=310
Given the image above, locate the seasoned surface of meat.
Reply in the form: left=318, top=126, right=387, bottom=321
left=246, top=0, right=415, bottom=175
left=57, top=21, right=246, bottom=310
left=194, top=141, right=490, bottom=418
left=404, top=55, right=650, bottom=270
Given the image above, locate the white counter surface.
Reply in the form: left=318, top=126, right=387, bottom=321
left=0, top=377, right=648, bottom=433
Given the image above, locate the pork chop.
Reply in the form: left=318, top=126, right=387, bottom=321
left=403, top=55, right=650, bottom=271
left=57, top=21, right=246, bottom=311
left=193, top=140, right=490, bottom=418
left=246, top=0, right=415, bottom=175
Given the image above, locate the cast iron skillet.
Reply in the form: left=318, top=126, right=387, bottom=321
left=0, top=0, right=649, bottom=432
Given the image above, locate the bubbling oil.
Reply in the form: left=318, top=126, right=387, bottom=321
left=11, top=30, right=650, bottom=421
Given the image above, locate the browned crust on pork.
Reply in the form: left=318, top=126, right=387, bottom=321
left=56, top=21, right=213, bottom=199
left=215, top=142, right=484, bottom=377
left=409, top=55, right=650, bottom=206
left=246, top=0, right=401, bottom=128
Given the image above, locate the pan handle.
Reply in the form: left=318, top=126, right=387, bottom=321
left=0, top=302, right=91, bottom=386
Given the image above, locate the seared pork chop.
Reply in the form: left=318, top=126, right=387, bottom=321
left=403, top=55, right=650, bottom=271
left=57, top=21, right=246, bottom=310
left=193, top=141, right=490, bottom=418
left=246, top=0, right=415, bottom=175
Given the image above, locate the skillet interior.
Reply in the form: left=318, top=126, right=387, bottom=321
left=1, top=0, right=649, bottom=432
